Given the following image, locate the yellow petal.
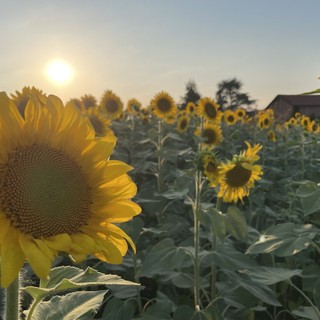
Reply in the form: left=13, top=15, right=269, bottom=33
left=19, top=234, right=51, bottom=279
left=1, top=228, right=25, bottom=288
left=44, top=233, right=72, bottom=251
left=94, top=200, right=141, bottom=223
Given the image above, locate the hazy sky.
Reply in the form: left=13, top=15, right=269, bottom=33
left=1, top=0, right=319, bottom=108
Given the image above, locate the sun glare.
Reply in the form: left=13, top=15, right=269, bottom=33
left=45, top=59, right=74, bottom=85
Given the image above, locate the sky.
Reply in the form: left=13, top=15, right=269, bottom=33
left=1, top=0, right=320, bottom=109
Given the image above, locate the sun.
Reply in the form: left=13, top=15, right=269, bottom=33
left=45, top=59, right=74, bottom=85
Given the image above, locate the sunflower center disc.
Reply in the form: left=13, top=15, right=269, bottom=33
left=157, top=98, right=171, bottom=113
left=202, top=128, right=217, bottom=144
left=226, top=163, right=252, bottom=188
left=206, top=162, right=217, bottom=173
left=89, top=115, right=104, bottom=136
left=106, top=99, right=119, bottom=113
left=180, top=119, right=187, bottom=130
left=204, top=103, right=217, bottom=118
left=0, top=144, right=91, bottom=238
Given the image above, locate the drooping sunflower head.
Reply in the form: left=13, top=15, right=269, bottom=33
left=99, top=90, right=123, bottom=120
left=10, top=86, right=47, bottom=117
left=218, top=144, right=263, bottom=203
left=224, top=110, right=238, bottom=125
left=197, top=97, right=222, bottom=123
left=83, top=108, right=114, bottom=137
left=176, top=116, right=189, bottom=133
left=126, top=98, right=141, bottom=115
left=0, top=92, right=140, bottom=287
left=150, top=91, right=177, bottom=119
left=81, top=94, right=97, bottom=111
left=195, top=123, right=222, bottom=149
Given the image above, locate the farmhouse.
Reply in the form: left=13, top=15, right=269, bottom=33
left=266, top=94, right=320, bottom=121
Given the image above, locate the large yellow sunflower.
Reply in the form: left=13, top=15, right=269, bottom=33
left=197, top=97, right=222, bottom=123
left=195, top=123, right=222, bottom=149
left=150, top=91, right=177, bottom=119
left=99, top=90, right=123, bottom=120
left=0, top=92, right=141, bottom=288
left=218, top=143, right=263, bottom=203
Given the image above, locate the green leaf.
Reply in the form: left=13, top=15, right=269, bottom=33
left=224, top=206, right=248, bottom=241
left=29, top=290, right=107, bottom=320
left=292, top=306, right=320, bottom=320
left=102, top=297, right=136, bottom=320
left=239, top=267, right=302, bottom=285
left=239, top=280, right=281, bottom=306
left=209, top=250, right=257, bottom=271
left=138, top=238, right=189, bottom=277
left=173, top=305, right=195, bottom=320
left=205, top=208, right=226, bottom=240
left=246, top=223, right=318, bottom=257
left=297, top=181, right=320, bottom=216
left=157, top=188, right=189, bottom=199
left=24, top=266, right=138, bottom=300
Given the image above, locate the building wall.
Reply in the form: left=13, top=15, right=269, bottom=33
left=298, top=106, right=320, bottom=119
left=269, top=99, right=294, bottom=121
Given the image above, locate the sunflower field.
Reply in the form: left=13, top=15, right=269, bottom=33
left=0, top=87, right=320, bottom=320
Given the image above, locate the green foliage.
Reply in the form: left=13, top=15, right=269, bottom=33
left=21, top=110, right=320, bottom=319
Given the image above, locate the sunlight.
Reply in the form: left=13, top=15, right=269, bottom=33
left=45, top=59, right=74, bottom=85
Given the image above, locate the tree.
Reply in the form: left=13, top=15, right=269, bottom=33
left=180, top=80, right=201, bottom=110
left=215, top=78, right=256, bottom=110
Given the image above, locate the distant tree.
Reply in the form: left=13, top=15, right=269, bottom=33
left=215, top=78, right=256, bottom=110
left=180, top=80, right=201, bottom=110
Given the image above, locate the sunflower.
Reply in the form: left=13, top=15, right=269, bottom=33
left=150, top=91, right=177, bottom=119
left=81, top=94, right=97, bottom=111
left=235, top=108, right=246, bottom=119
left=126, top=98, right=141, bottom=115
left=139, top=108, right=150, bottom=124
left=224, top=110, right=238, bottom=125
left=99, top=90, right=123, bottom=120
left=0, top=92, right=141, bottom=288
left=201, top=154, right=221, bottom=187
left=195, top=123, right=222, bottom=148
left=218, top=143, right=263, bottom=203
left=197, top=97, right=222, bottom=123
left=267, top=130, right=276, bottom=142
left=66, top=98, right=82, bottom=111
left=186, top=102, right=197, bottom=116
left=176, top=116, right=189, bottom=133
left=84, top=108, right=114, bottom=137
left=10, top=86, right=47, bottom=117
left=300, top=115, right=310, bottom=129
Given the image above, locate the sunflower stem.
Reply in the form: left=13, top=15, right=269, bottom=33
left=5, top=277, right=20, bottom=320
left=157, top=119, right=163, bottom=192
left=210, top=197, right=221, bottom=301
left=193, top=169, right=202, bottom=311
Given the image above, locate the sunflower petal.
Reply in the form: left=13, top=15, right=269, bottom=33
left=1, top=229, right=25, bottom=288
left=19, top=234, right=52, bottom=279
